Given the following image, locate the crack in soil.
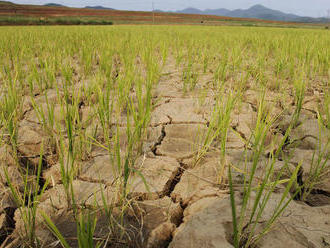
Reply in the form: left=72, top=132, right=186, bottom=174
left=171, top=121, right=207, bottom=125
left=15, top=149, right=49, bottom=197
left=166, top=115, right=173, bottom=124
left=151, top=125, right=167, bottom=156
left=231, top=125, right=248, bottom=144
left=153, top=99, right=171, bottom=110
left=76, top=176, right=110, bottom=186
left=290, top=134, right=318, bottom=145
left=163, top=161, right=188, bottom=248
left=0, top=207, right=16, bottom=245
left=246, top=101, right=257, bottom=112
left=294, top=166, right=330, bottom=207
left=301, top=107, right=318, bottom=116
left=304, top=189, right=330, bottom=207
left=163, top=161, right=186, bottom=198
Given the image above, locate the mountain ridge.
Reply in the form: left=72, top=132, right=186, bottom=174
left=3, top=2, right=328, bottom=23
left=44, top=3, right=66, bottom=7
left=176, top=4, right=327, bottom=23
left=85, top=6, right=115, bottom=10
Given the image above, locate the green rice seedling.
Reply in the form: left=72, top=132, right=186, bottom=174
left=59, top=136, right=76, bottom=208
left=116, top=81, right=153, bottom=197
left=4, top=147, right=48, bottom=247
left=42, top=184, right=137, bottom=248
left=292, top=68, right=306, bottom=128
left=160, top=41, right=169, bottom=67
left=31, top=64, right=47, bottom=93
left=99, top=50, right=114, bottom=79
left=230, top=46, right=244, bottom=74
left=228, top=92, right=302, bottom=248
left=300, top=113, right=330, bottom=201
left=287, top=57, right=296, bottom=80
left=81, top=45, right=94, bottom=76
left=193, top=123, right=219, bottom=168
left=143, top=49, right=162, bottom=87
left=274, top=57, right=286, bottom=78
left=217, top=91, right=239, bottom=184
left=317, top=47, right=329, bottom=76
left=61, top=63, right=74, bottom=87
left=182, top=61, right=198, bottom=93
left=194, top=88, right=238, bottom=174
left=42, top=208, right=103, bottom=248
left=196, top=88, right=208, bottom=114
left=96, top=81, right=114, bottom=144
left=29, top=91, right=57, bottom=150
left=43, top=58, right=56, bottom=89
left=128, top=77, right=153, bottom=154
left=202, top=49, right=210, bottom=73
left=41, top=212, right=70, bottom=248
left=89, top=121, right=148, bottom=211
left=174, top=40, right=184, bottom=67
left=320, top=89, right=330, bottom=129
left=213, top=54, right=228, bottom=89
left=54, top=82, right=84, bottom=208
left=76, top=211, right=103, bottom=248
left=0, top=75, right=22, bottom=159
left=30, top=58, right=56, bottom=92
left=93, top=54, right=155, bottom=201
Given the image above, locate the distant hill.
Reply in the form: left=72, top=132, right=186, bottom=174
left=177, top=7, right=203, bottom=15
left=44, top=3, right=66, bottom=7
left=85, top=6, right=115, bottom=10
left=203, top=8, right=231, bottom=16
left=0, top=1, right=15, bottom=5
left=176, top=4, right=328, bottom=23
left=228, top=4, right=299, bottom=21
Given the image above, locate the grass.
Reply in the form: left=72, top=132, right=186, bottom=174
left=4, top=147, right=48, bottom=246
left=0, top=25, right=328, bottom=247
left=0, top=16, right=114, bottom=26
left=300, top=113, right=330, bottom=202
left=228, top=90, right=303, bottom=247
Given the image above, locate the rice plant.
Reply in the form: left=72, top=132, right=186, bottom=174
left=228, top=91, right=303, bottom=248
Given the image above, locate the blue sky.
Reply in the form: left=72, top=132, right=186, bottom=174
left=11, top=0, right=330, bottom=17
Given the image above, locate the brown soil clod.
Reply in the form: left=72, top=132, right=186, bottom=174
left=304, top=189, right=330, bottom=207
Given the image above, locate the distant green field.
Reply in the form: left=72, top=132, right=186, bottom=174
left=0, top=15, right=113, bottom=25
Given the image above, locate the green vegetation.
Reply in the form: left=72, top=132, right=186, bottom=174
left=0, top=25, right=328, bottom=247
left=0, top=16, right=113, bottom=25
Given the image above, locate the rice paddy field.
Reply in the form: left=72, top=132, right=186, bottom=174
left=0, top=25, right=329, bottom=247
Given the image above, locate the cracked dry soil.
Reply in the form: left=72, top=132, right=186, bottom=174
left=1, top=54, right=330, bottom=248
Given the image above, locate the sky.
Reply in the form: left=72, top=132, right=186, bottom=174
left=11, top=0, right=330, bottom=17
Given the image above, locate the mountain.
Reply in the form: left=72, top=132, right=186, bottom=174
left=178, top=7, right=230, bottom=16
left=44, top=3, right=66, bottom=7
left=228, top=4, right=299, bottom=21
left=203, top=8, right=231, bottom=16
left=175, top=4, right=326, bottom=23
left=0, top=1, right=15, bottom=5
left=177, top=8, right=204, bottom=15
left=85, top=6, right=115, bottom=10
